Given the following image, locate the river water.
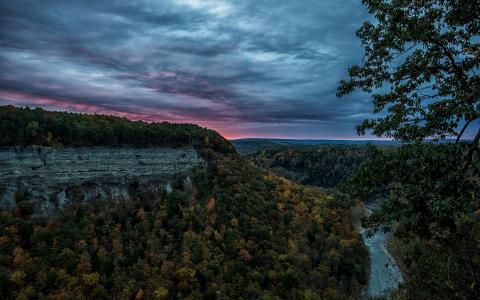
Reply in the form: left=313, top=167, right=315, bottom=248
left=358, top=203, right=404, bottom=297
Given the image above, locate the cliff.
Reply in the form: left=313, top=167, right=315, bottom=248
left=0, top=147, right=205, bottom=215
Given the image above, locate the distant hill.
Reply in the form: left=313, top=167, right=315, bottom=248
left=245, top=145, right=377, bottom=188
left=231, top=138, right=400, bottom=154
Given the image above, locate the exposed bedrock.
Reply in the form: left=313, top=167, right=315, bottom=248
left=0, top=147, right=205, bottom=215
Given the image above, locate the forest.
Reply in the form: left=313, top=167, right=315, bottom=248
left=247, top=142, right=480, bottom=299
left=1, top=0, right=479, bottom=299
left=246, top=0, right=480, bottom=296
left=0, top=107, right=369, bottom=299
left=345, top=143, right=480, bottom=299
left=246, top=146, right=373, bottom=188
left=333, top=0, right=480, bottom=298
left=0, top=105, right=236, bottom=158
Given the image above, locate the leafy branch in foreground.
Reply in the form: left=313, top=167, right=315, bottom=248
left=343, top=143, right=480, bottom=299
left=345, top=144, right=479, bottom=236
left=337, top=0, right=479, bottom=142
left=338, top=1, right=480, bottom=298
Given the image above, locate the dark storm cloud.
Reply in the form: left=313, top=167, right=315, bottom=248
left=0, top=0, right=372, bottom=138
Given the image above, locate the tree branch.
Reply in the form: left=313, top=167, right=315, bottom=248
left=456, top=117, right=479, bottom=144
left=462, top=127, right=480, bottom=172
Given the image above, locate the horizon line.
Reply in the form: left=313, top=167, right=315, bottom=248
left=229, top=137, right=465, bottom=141
left=229, top=137, right=394, bottom=141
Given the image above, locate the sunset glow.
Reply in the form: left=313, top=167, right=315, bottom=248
left=1, top=0, right=375, bottom=139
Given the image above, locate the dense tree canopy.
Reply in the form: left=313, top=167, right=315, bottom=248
left=345, top=143, right=480, bottom=298
left=346, top=144, right=479, bottom=235
left=247, top=146, right=372, bottom=188
left=0, top=149, right=369, bottom=299
left=0, top=105, right=369, bottom=299
left=0, top=105, right=236, bottom=158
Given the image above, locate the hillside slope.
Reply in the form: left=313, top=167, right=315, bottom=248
left=246, top=146, right=373, bottom=188
left=0, top=106, right=369, bottom=299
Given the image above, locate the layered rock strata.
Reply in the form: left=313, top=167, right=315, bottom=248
left=0, top=147, right=205, bottom=215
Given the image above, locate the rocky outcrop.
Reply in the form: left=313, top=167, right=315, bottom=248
left=0, top=147, right=205, bottom=215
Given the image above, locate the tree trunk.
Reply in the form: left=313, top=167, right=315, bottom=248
left=462, top=127, right=480, bottom=173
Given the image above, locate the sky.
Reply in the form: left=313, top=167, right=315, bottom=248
left=0, top=0, right=376, bottom=139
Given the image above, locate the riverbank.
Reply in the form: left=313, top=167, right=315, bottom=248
left=351, top=202, right=404, bottom=298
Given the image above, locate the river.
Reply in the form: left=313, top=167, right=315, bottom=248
left=356, top=203, right=404, bottom=297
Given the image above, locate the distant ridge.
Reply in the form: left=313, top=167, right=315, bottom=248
left=230, top=138, right=401, bottom=145
left=231, top=138, right=461, bottom=155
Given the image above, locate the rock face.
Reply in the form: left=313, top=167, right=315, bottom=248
left=0, top=147, right=205, bottom=215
